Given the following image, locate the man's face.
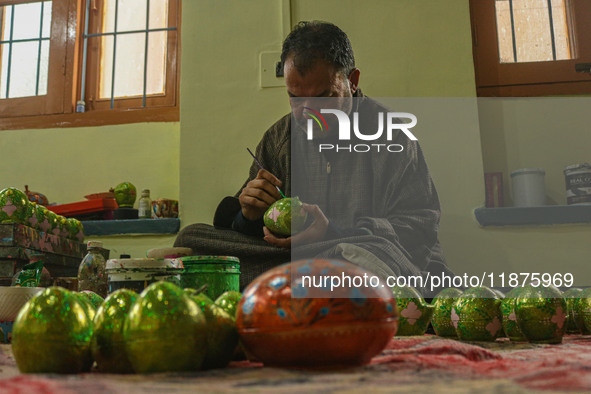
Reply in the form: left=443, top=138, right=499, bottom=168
left=284, top=54, right=358, bottom=137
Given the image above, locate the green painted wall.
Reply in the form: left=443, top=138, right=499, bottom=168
left=179, top=0, right=487, bottom=277
left=0, top=122, right=179, bottom=258
left=0, top=123, right=179, bottom=203
left=179, top=0, right=290, bottom=225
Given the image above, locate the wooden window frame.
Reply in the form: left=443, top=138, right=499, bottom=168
left=0, top=0, right=70, bottom=117
left=0, top=0, right=180, bottom=131
left=83, top=0, right=179, bottom=111
left=470, top=0, right=591, bottom=96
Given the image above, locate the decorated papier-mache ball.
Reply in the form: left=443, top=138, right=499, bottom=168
left=24, top=185, right=48, bottom=206
left=11, top=287, right=94, bottom=374
left=574, top=287, right=591, bottom=335
left=263, top=197, right=308, bottom=236
left=500, top=287, right=527, bottom=341
left=0, top=187, right=30, bottom=225
left=391, top=285, right=434, bottom=336
left=431, top=287, right=463, bottom=338
left=113, top=182, right=137, bottom=208
left=236, top=259, right=399, bottom=367
left=124, top=281, right=208, bottom=373
left=26, top=202, right=45, bottom=230
left=453, top=286, right=503, bottom=342
left=564, top=287, right=587, bottom=334
left=515, top=285, right=567, bottom=344
left=92, top=289, right=138, bottom=373
left=78, top=290, right=105, bottom=310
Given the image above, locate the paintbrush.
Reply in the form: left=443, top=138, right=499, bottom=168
left=247, top=148, right=286, bottom=198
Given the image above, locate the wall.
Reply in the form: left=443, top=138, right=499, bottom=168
left=179, top=0, right=488, bottom=277
left=0, top=122, right=180, bottom=257
left=477, top=98, right=591, bottom=285
left=179, top=0, right=291, bottom=225
left=480, top=98, right=591, bottom=206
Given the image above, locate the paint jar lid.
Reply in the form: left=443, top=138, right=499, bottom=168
left=179, top=255, right=240, bottom=265
left=146, top=247, right=192, bottom=259
left=106, top=258, right=184, bottom=273
left=564, top=163, right=591, bottom=172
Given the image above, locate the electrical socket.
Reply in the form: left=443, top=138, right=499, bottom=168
left=260, top=51, right=285, bottom=88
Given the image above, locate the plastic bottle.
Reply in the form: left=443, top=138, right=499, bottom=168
left=78, top=241, right=108, bottom=297
left=138, top=189, right=152, bottom=219
left=76, top=100, right=85, bottom=113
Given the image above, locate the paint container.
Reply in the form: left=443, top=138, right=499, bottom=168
left=510, top=168, right=546, bottom=207
left=177, top=256, right=240, bottom=300
left=564, top=163, right=591, bottom=205
left=106, top=258, right=184, bottom=293
left=484, top=172, right=504, bottom=207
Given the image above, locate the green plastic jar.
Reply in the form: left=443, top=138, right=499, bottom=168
left=179, top=256, right=240, bottom=300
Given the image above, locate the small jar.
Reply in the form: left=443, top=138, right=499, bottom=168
left=76, top=100, right=86, bottom=113
left=78, top=241, right=108, bottom=297
left=138, top=189, right=152, bottom=219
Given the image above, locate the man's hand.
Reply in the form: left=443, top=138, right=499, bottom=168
left=263, top=203, right=329, bottom=249
left=239, top=169, right=283, bottom=221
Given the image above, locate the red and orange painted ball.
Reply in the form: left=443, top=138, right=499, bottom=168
left=237, top=258, right=398, bottom=367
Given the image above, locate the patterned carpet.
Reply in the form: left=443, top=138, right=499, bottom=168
left=1, top=335, right=591, bottom=393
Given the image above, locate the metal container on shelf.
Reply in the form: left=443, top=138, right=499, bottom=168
left=564, top=163, right=591, bottom=205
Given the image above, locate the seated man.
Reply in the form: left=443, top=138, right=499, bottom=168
left=174, top=21, right=452, bottom=292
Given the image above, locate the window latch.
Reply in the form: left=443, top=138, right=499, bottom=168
left=575, top=63, right=591, bottom=74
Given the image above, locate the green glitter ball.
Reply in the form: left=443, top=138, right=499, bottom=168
left=574, top=287, right=591, bottom=335
left=431, top=288, right=463, bottom=338
left=79, top=290, right=105, bottom=310
left=263, top=197, right=308, bottom=236
left=0, top=187, right=30, bottom=225
left=44, top=210, right=61, bottom=236
left=113, top=182, right=137, bottom=208
left=391, top=285, right=434, bottom=336
left=515, top=285, right=567, bottom=344
left=26, top=202, right=45, bottom=230
left=500, top=287, right=527, bottom=341
left=192, top=293, right=239, bottom=369
left=12, top=286, right=94, bottom=374
left=124, top=281, right=208, bottom=373
left=453, top=286, right=503, bottom=342
left=215, top=290, right=242, bottom=320
left=563, top=288, right=585, bottom=334
left=92, top=289, right=138, bottom=373
left=76, top=293, right=97, bottom=322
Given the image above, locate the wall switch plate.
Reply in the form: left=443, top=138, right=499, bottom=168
left=260, top=51, right=285, bottom=88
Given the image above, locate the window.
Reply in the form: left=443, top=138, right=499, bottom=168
left=470, top=0, right=591, bottom=96
left=0, top=0, right=180, bottom=129
left=0, top=1, right=68, bottom=117
left=83, top=0, right=179, bottom=111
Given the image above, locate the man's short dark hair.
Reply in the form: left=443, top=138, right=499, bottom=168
left=281, top=21, right=356, bottom=76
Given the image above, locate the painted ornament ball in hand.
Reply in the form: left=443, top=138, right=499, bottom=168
left=263, top=197, right=307, bottom=236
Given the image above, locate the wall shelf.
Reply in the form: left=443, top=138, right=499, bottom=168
left=82, top=218, right=180, bottom=236
left=474, top=205, right=591, bottom=227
